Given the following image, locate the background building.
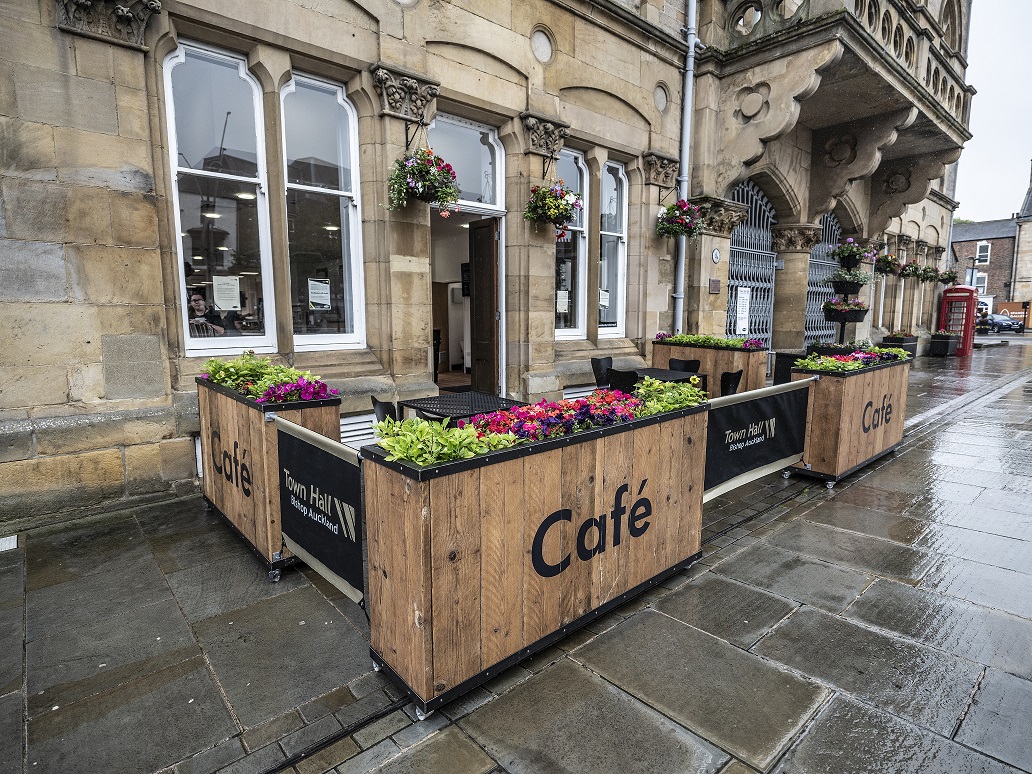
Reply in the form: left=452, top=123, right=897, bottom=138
left=0, top=0, right=972, bottom=529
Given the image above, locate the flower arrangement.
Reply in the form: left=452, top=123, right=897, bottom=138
left=938, top=269, right=959, bottom=285
left=825, top=268, right=873, bottom=285
left=933, top=329, right=960, bottom=336
left=200, top=351, right=338, bottom=403
left=898, top=261, right=922, bottom=279
left=656, top=199, right=703, bottom=239
left=465, top=390, right=642, bottom=443
left=828, top=238, right=876, bottom=264
left=874, top=254, right=902, bottom=276
left=524, top=179, right=582, bottom=237
left=654, top=332, right=766, bottom=350
left=794, top=347, right=911, bottom=372
left=887, top=330, right=913, bottom=338
left=374, top=418, right=518, bottom=466
left=918, top=266, right=941, bottom=283
left=386, top=147, right=460, bottom=215
left=822, top=297, right=869, bottom=312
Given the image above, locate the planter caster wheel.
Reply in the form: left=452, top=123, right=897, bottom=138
left=782, top=470, right=792, bottom=479
left=825, top=481, right=836, bottom=490
left=371, top=660, right=382, bottom=672
left=414, top=707, right=433, bottom=722
left=268, top=569, right=282, bottom=582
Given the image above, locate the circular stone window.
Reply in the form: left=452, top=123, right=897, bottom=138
left=733, top=3, right=762, bottom=35
left=531, top=29, right=554, bottom=64
left=654, top=83, right=669, bottom=113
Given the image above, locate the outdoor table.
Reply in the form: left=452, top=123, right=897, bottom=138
left=635, top=368, right=700, bottom=384
left=399, top=391, right=528, bottom=421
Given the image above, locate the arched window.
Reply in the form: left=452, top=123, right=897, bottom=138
left=940, top=0, right=960, bottom=49
left=555, top=150, right=589, bottom=338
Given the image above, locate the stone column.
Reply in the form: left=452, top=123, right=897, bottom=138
left=642, top=151, right=680, bottom=340
left=684, top=196, right=747, bottom=335
left=928, top=245, right=947, bottom=330
left=770, top=225, right=821, bottom=351
left=910, top=240, right=929, bottom=333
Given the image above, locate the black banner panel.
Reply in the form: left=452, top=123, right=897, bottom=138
left=278, top=430, right=364, bottom=600
left=704, top=388, right=809, bottom=492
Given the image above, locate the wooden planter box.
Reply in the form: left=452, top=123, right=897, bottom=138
left=928, top=335, right=959, bottom=356
left=807, top=343, right=859, bottom=357
left=652, top=342, right=767, bottom=394
left=791, top=359, right=910, bottom=483
left=197, top=379, right=341, bottom=576
left=363, top=406, right=708, bottom=712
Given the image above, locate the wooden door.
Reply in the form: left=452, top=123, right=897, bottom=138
left=469, top=219, right=499, bottom=394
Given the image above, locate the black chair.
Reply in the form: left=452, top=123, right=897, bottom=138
left=607, top=368, right=639, bottom=394
left=668, top=358, right=701, bottom=373
left=720, top=370, right=744, bottom=397
left=371, top=396, right=398, bottom=422
left=590, top=356, right=613, bottom=389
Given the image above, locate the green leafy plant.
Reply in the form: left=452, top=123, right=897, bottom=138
left=919, top=265, right=941, bottom=283
left=200, top=352, right=335, bottom=402
left=825, top=268, right=872, bottom=285
left=794, top=346, right=911, bottom=372
left=828, top=239, right=876, bottom=263
left=524, top=180, right=582, bottom=237
left=886, top=330, right=913, bottom=338
left=874, top=254, right=902, bottom=276
left=374, top=417, right=518, bottom=466
left=654, top=333, right=766, bottom=350
left=656, top=199, right=703, bottom=239
left=386, top=147, right=460, bottom=215
left=938, top=269, right=959, bottom=285
left=823, top=298, right=869, bottom=312
left=898, top=261, right=922, bottom=279
left=934, top=329, right=960, bottom=336
left=632, top=376, right=708, bottom=417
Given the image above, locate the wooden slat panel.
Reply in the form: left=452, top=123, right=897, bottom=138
left=652, top=344, right=766, bottom=395
left=522, top=449, right=564, bottom=644
left=366, top=463, right=434, bottom=700
left=627, top=421, right=661, bottom=589
left=680, top=412, right=706, bottom=559
left=560, top=440, right=600, bottom=625
left=598, top=431, right=634, bottom=606
left=480, top=458, right=525, bottom=667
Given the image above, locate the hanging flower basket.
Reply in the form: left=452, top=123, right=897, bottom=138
left=824, top=308, right=870, bottom=324
left=523, top=179, right=582, bottom=237
left=386, top=147, right=461, bottom=216
left=828, top=238, right=875, bottom=270
left=656, top=199, right=703, bottom=239
left=918, top=265, right=941, bottom=283
left=830, top=281, right=865, bottom=296
left=898, top=261, right=922, bottom=279
left=938, top=269, right=959, bottom=285
left=874, top=254, right=902, bottom=276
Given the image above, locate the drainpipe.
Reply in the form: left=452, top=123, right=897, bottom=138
left=672, top=0, right=698, bottom=334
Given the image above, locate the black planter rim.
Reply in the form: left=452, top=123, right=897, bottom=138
left=196, top=377, right=342, bottom=411
left=830, top=281, right=866, bottom=295
left=836, top=256, right=863, bottom=269
left=652, top=341, right=768, bottom=352
left=823, top=308, right=869, bottom=323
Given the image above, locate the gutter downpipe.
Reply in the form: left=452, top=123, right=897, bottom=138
left=672, top=0, right=698, bottom=334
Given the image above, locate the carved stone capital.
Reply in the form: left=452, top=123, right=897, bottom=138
left=643, top=152, right=679, bottom=188
left=898, top=235, right=913, bottom=247
left=56, top=0, right=162, bottom=50
left=934, top=245, right=947, bottom=257
left=371, top=64, right=440, bottom=122
left=520, top=112, right=570, bottom=159
left=688, top=195, right=748, bottom=237
left=771, top=224, right=822, bottom=252
left=915, top=239, right=929, bottom=256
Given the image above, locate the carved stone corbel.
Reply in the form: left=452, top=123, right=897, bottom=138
left=869, top=148, right=963, bottom=235
left=898, top=235, right=913, bottom=248
left=643, top=152, right=679, bottom=188
left=916, top=240, right=929, bottom=259
left=56, top=0, right=162, bottom=50
left=809, top=107, right=918, bottom=218
left=371, top=64, right=440, bottom=122
left=771, top=224, right=821, bottom=252
left=520, top=112, right=570, bottom=160
left=688, top=195, right=748, bottom=236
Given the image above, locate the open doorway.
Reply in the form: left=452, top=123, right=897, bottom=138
left=430, top=212, right=499, bottom=394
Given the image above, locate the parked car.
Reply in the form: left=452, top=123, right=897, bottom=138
left=984, top=313, right=1025, bottom=334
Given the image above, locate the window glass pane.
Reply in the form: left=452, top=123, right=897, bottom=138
left=284, top=80, right=351, bottom=192
left=556, top=152, right=584, bottom=229
left=172, top=49, right=259, bottom=177
left=555, top=233, right=579, bottom=330
left=286, top=189, right=354, bottom=335
left=599, top=235, right=620, bottom=327
left=427, top=120, right=496, bottom=205
left=600, top=165, right=623, bottom=233
left=179, top=174, right=266, bottom=338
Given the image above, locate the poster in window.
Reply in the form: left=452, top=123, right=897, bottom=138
left=599, top=289, right=610, bottom=308
left=308, top=278, right=332, bottom=311
left=556, top=290, right=569, bottom=314
left=212, top=275, right=241, bottom=311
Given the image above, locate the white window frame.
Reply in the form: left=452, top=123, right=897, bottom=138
left=598, top=161, right=628, bottom=339
left=427, top=114, right=506, bottom=214
left=555, top=149, right=589, bottom=340
left=976, top=241, right=990, bottom=264
left=975, top=272, right=988, bottom=294
left=280, top=73, right=366, bottom=351
left=164, top=42, right=278, bottom=356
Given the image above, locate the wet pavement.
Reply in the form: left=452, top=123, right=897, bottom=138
left=4, top=338, right=1032, bottom=773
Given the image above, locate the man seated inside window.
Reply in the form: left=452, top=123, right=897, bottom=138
left=188, top=292, right=225, bottom=337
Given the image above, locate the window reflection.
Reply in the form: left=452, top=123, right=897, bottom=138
left=555, top=150, right=586, bottom=333
left=598, top=162, right=626, bottom=332
left=284, top=80, right=352, bottom=192
left=427, top=117, right=496, bottom=205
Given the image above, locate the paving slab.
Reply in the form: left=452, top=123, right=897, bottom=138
left=772, top=695, right=1018, bottom=774
left=0, top=690, right=22, bottom=774
left=824, top=483, right=922, bottom=514
left=573, top=611, right=825, bottom=770
left=460, top=658, right=728, bottom=774
left=799, top=501, right=929, bottom=545
left=912, top=522, right=1032, bottom=576
left=955, top=669, right=1032, bottom=772
left=334, top=738, right=402, bottom=774
left=753, top=607, right=982, bottom=736
left=27, top=656, right=236, bottom=774
left=27, top=596, right=199, bottom=718
left=920, top=555, right=1032, bottom=620
left=0, top=604, right=23, bottom=697
left=370, top=726, right=495, bottom=774
left=165, top=551, right=307, bottom=623
left=193, top=585, right=371, bottom=728
left=171, top=738, right=246, bottom=774
left=142, top=512, right=244, bottom=574
left=845, top=579, right=1032, bottom=679
left=712, top=541, right=873, bottom=613
left=654, top=572, right=798, bottom=649
left=971, top=488, right=1032, bottom=517
left=767, top=520, right=935, bottom=582
left=902, top=498, right=1032, bottom=541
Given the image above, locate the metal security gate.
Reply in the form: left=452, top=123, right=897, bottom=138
left=727, top=181, right=777, bottom=346
left=804, top=213, right=842, bottom=347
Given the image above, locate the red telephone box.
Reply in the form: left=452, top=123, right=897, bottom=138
left=940, top=286, right=977, bottom=356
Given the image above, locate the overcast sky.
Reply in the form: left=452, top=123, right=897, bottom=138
left=952, top=1, right=1032, bottom=222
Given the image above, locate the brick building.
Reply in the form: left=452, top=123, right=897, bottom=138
left=951, top=219, right=1018, bottom=312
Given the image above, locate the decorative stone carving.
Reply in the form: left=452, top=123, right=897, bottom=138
left=868, top=148, right=963, bottom=236
left=934, top=245, right=946, bottom=257
left=734, top=83, right=771, bottom=124
left=520, top=112, right=570, bottom=159
left=371, top=64, right=440, bottom=122
left=771, top=224, right=821, bottom=252
left=883, top=169, right=912, bottom=194
left=822, top=134, right=857, bottom=168
left=643, top=152, right=679, bottom=188
left=915, top=240, right=929, bottom=257
left=688, top=195, right=748, bottom=236
left=56, top=0, right=162, bottom=50
left=898, top=235, right=913, bottom=247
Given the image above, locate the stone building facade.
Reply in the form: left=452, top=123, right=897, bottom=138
left=0, top=0, right=972, bottom=529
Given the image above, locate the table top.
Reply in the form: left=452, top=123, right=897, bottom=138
left=399, top=391, right=528, bottom=420
left=636, top=367, right=699, bottom=383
